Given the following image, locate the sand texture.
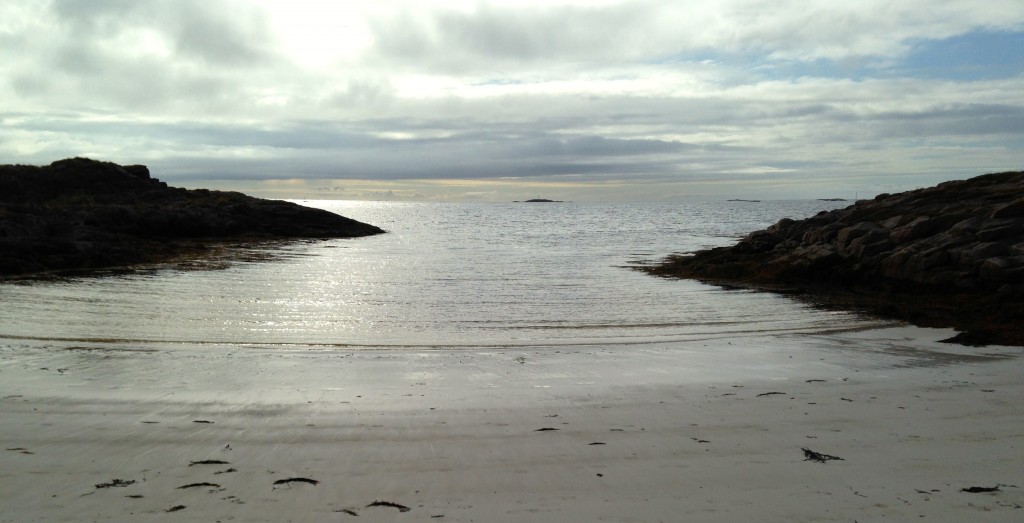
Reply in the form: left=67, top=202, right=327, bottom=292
left=1, top=327, right=1022, bottom=522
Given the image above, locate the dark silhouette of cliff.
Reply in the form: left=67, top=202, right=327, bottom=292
left=645, top=171, right=1024, bottom=346
left=0, top=158, right=384, bottom=277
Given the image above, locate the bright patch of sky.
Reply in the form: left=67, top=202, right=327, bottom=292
left=903, top=30, right=1024, bottom=79
left=749, top=30, right=1024, bottom=81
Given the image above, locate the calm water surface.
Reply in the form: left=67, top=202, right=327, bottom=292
left=0, top=200, right=883, bottom=351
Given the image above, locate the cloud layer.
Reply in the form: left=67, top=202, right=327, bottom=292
left=2, top=1, right=1023, bottom=200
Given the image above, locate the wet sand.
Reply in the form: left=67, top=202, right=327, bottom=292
left=1, top=326, right=1022, bottom=522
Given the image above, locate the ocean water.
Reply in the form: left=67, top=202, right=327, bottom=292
left=0, top=200, right=884, bottom=352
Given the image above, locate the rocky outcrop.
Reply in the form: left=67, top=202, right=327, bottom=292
left=0, top=158, right=384, bottom=277
left=646, top=171, right=1024, bottom=346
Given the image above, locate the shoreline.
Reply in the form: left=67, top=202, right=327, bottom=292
left=643, top=171, right=1024, bottom=347
left=2, top=326, right=1022, bottom=521
left=651, top=273, right=1024, bottom=347
left=0, top=237, right=323, bottom=282
left=0, top=158, right=385, bottom=278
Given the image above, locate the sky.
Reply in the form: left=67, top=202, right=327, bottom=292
left=1, top=0, right=1023, bottom=202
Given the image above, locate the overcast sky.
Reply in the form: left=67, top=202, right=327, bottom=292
left=2, top=1, right=1023, bottom=201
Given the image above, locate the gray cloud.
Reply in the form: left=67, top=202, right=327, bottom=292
left=369, top=2, right=658, bottom=71
left=50, top=0, right=277, bottom=67
left=5, top=1, right=281, bottom=113
left=870, top=103, right=1024, bottom=138
left=1, top=1, right=1023, bottom=200
left=365, top=1, right=1024, bottom=74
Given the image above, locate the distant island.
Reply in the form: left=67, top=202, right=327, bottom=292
left=727, top=199, right=761, bottom=203
left=817, top=198, right=848, bottom=202
left=0, top=158, right=385, bottom=277
left=514, top=198, right=563, bottom=203
left=645, top=171, right=1024, bottom=346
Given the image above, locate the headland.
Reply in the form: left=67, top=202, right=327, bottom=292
left=645, top=171, right=1024, bottom=346
left=0, top=158, right=384, bottom=277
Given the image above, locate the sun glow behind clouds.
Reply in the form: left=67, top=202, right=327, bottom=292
left=263, top=0, right=631, bottom=68
left=262, top=2, right=375, bottom=67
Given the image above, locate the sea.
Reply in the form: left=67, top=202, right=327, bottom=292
left=0, top=200, right=886, bottom=352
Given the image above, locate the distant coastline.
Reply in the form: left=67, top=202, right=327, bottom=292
left=727, top=198, right=848, bottom=203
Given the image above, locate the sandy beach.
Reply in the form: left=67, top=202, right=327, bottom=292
left=2, top=326, right=1022, bottom=522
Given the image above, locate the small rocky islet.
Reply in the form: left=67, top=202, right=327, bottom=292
left=645, top=171, right=1024, bottom=346
left=0, top=157, right=384, bottom=277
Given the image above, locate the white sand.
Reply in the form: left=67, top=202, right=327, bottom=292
left=1, top=326, right=1022, bottom=522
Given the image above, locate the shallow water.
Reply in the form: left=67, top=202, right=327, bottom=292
left=0, top=200, right=884, bottom=351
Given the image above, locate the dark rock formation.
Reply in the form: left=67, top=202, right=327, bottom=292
left=645, top=171, right=1024, bottom=346
left=0, top=158, right=384, bottom=277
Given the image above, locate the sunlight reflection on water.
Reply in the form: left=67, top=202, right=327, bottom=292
left=0, top=200, right=885, bottom=351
